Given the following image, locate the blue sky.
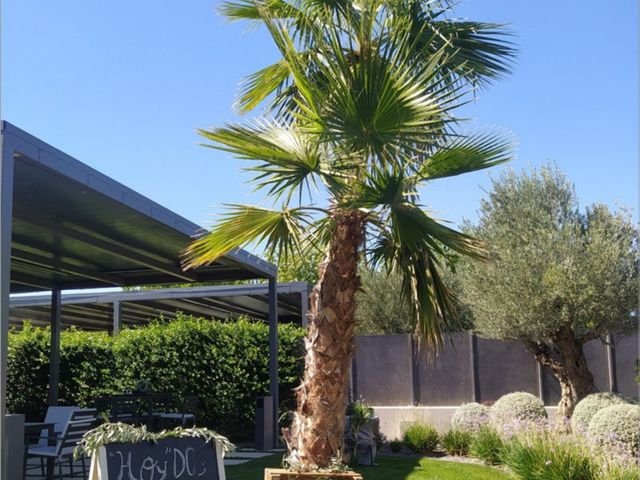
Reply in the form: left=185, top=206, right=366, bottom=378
left=2, top=1, right=638, bottom=233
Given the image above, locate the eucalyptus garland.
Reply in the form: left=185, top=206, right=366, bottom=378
left=75, top=422, right=235, bottom=459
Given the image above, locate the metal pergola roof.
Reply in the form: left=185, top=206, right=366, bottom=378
left=0, top=122, right=286, bottom=467
left=2, top=122, right=275, bottom=293
left=10, top=282, right=310, bottom=332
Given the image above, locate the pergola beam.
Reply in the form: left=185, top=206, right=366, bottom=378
left=9, top=272, right=52, bottom=290
left=13, top=208, right=198, bottom=283
left=11, top=307, right=112, bottom=329
left=12, top=250, right=124, bottom=286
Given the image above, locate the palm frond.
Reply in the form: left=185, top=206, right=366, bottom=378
left=342, top=168, right=414, bottom=210
left=252, top=7, right=323, bottom=122
left=390, top=203, right=488, bottom=259
left=367, top=203, right=488, bottom=350
left=219, top=0, right=296, bottom=21
left=424, top=20, right=517, bottom=85
left=304, top=18, right=464, bottom=165
left=368, top=231, right=455, bottom=351
left=235, top=59, right=291, bottom=113
left=183, top=205, right=313, bottom=269
left=200, top=123, right=332, bottom=201
left=418, top=131, right=514, bottom=180
left=392, top=1, right=516, bottom=86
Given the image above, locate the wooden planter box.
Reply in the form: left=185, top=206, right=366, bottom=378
left=264, top=468, right=363, bottom=480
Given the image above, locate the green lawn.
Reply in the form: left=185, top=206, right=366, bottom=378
left=226, top=454, right=513, bottom=480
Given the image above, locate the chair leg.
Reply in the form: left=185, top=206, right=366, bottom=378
left=47, top=458, right=54, bottom=480
left=57, top=460, right=64, bottom=480
left=41, top=458, right=46, bottom=477
left=81, top=456, right=87, bottom=480
left=69, top=458, right=74, bottom=478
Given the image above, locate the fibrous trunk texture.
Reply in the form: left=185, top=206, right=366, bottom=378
left=527, top=325, right=595, bottom=420
left=286, top=210, right=366, bottom=470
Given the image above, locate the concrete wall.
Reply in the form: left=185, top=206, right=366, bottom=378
left=353, top=335, right=413, bottom=405
left=373, top=406, right=559, bottom=439
left=353, top=331, right=639, bottom=407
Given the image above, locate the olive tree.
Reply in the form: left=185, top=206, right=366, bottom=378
left=456, top=165, right=638, bottom=419
left=356, top=269, right=414, bottom=335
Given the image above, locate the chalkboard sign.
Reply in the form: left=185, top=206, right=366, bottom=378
left=89, top=437, right=225, bottom=480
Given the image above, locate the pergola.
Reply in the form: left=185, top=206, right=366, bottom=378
left=0, top=122, right=288, bottom=476
left=9, top=282, right=310, bottom=332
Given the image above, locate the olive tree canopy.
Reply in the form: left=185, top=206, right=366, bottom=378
left=457, top=165, right=638, bottom=417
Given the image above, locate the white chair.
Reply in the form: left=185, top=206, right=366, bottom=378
left=25, top=409, right=97, bottom=480
left=39, top=406, right=79, bottom=446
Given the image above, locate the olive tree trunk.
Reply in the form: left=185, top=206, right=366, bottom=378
left=526, top=325, right=595, bottom=420
left=286, top=210, right=366, bottom=470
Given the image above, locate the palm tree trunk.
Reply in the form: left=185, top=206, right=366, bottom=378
left=286, top=209, right=366, bottom=470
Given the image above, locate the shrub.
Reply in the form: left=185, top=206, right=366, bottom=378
left=491, top=392, right=547, bottom=427
left=500, top=431, right=595, bottom=480
left=469, top=426, right=504, bottom=465
left=588, top=404, right=640, bottom=454
left=571, top=393, right=633, bottom=433
left=6, top=323, right=52, bottom=420
left=402, top=422, right=439, bottom=454
left=389, top=439, right=403, bottom=453
left=441, top=428, right=471, bottom=456
left=7, top=316, right=305, bottom=440
left=451, top=402, right=490, bottom=433
left=58, top=329, right=118, bottom=407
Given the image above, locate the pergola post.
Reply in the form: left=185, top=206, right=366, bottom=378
left=0, top=128, right=15, bottom=480
left=112, top=299, right=121, bottom=335
left=48, top=289, right=62, bottom=406
left=268, top=276, right=279, bottom=447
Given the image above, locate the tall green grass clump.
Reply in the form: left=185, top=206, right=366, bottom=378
left=501, top=430, right=595, bottom=480
left=469, top=426, right=504, bottom=465
left=441, top=428, right=472, bottom=456
left=402, top=421, right=439, bottom=454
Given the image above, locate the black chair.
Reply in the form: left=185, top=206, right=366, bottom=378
left=145, top=393, right=174, bottom=431
left=111, top=395, right=140, bottom=424
left=24, top=408, right=98, bottom=480
left=154, top=395, right=198, bottom=429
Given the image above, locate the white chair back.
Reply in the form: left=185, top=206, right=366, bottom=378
left=38, top=406, right=79, bottom=446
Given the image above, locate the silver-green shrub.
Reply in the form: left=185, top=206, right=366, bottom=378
left=491, top=392, right=547, bottom=426
left=571, top=393, right=632, bottom=433
left=588, top=404, right=640, bottom=454
left=451, top=402, right=490, bottom=433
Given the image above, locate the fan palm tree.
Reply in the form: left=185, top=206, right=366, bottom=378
left=183, top=0, right=515, bottom=470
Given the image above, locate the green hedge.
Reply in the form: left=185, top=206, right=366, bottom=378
left=7, top=315, right=305, bottom=440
